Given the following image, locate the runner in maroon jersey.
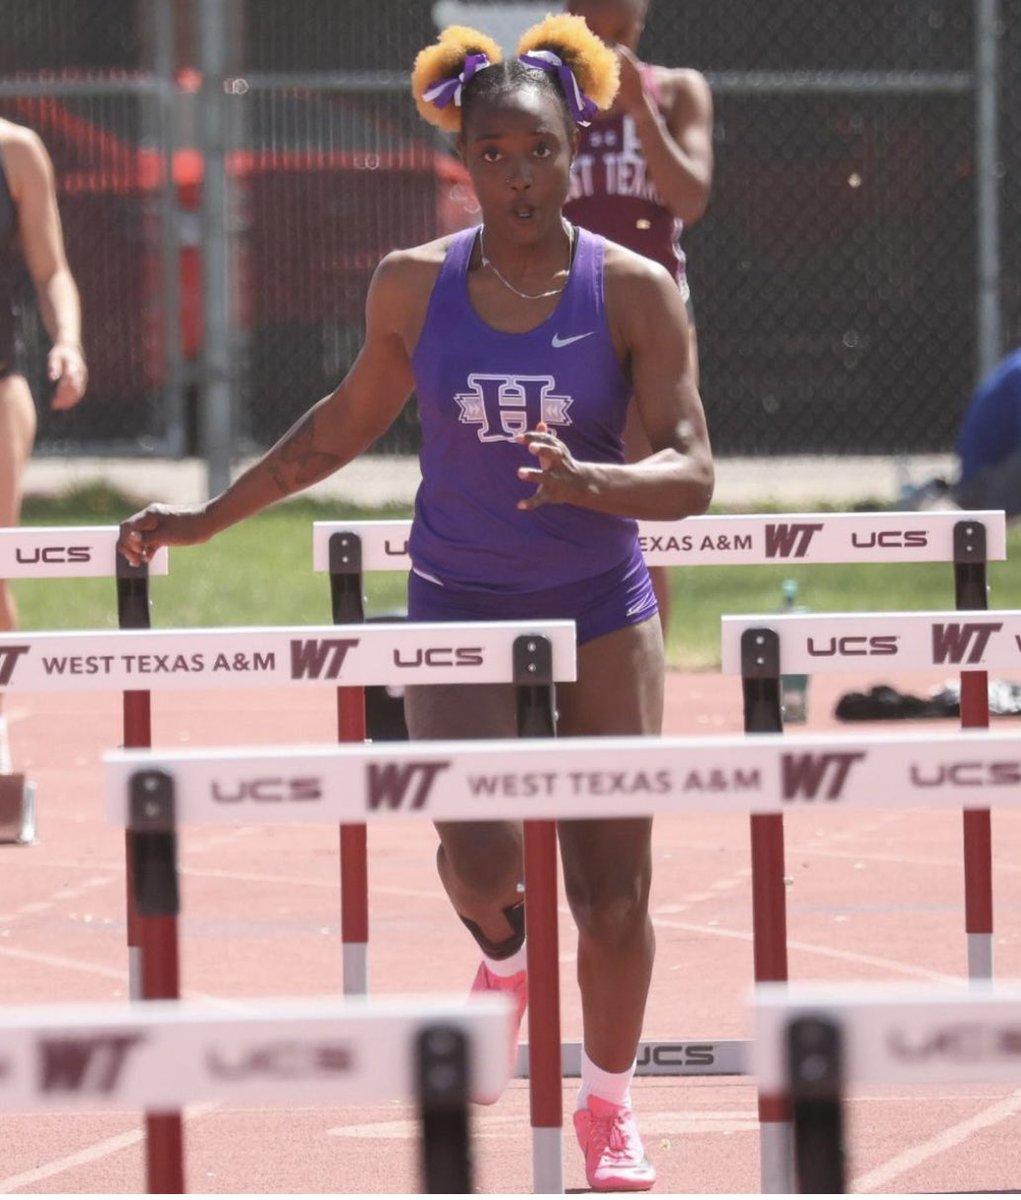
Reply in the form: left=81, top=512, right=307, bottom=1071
left=564, top=0, right=713, bottom=634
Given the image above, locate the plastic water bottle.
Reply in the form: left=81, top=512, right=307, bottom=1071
left=780, top=579, right=809, bottom=724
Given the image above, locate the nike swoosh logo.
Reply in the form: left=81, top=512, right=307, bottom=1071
left=551, top=331, right=595, bottom=348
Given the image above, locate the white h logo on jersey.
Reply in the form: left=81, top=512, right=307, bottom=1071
left=455, top=374, right=574, bottom=442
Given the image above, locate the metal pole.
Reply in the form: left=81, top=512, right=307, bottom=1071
left=198, top=0, right=233, bottom=497
left=974, top=0, right=1002, bottom=380
left=154, top=0, right=185, bottom=458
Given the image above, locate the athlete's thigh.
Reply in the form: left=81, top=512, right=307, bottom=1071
left=0, top=374, right=36, bottom=524
left=404, top=682, right=518, bottom=741
left=404, top=682, right=521, bottom=858
left=556, top=617, right=664, bottom=738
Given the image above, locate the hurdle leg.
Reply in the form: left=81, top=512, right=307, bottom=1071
left=741, top=629, right=795, bottom=1193
left=524, top=819, right=564, bottom=1195
left=338, top=689, right=369, bottom=994
left=961, top=671, right=993, bottom=981
left=751, top=812, right=793, bottom=1192
left=787, top=1015, right=846, bottom=1193
left=330, top=532, right=370, bottom=995
left=954, top=520, right=993, bottom=982
left=142, top=917, right=185, bottom=1195
left=130, top=768, right=185, bottom=1194
left=122, top=685, right=150, bottom=1000
left=417, top=1024, right=473, bottom=1193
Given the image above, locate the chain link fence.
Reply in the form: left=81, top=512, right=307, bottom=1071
left=4, top=0, right=1019, bottom=472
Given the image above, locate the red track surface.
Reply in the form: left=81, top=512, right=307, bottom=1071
left=2, top=669, right=1021, bottom=1194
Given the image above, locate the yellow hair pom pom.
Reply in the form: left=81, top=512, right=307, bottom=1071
left=412, top=26, right=503, bottom=133
left=517, top=13, right=619, bottom=114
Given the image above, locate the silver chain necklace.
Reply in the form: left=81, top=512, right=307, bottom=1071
left=478, top=223, right=572, bottom=300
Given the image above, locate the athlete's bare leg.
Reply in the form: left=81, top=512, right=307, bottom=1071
left=404, top=681, right=524, bottom=946
left=556, top=616, right=663, bottom=1071
left=0, top=375, right=37, bottom=728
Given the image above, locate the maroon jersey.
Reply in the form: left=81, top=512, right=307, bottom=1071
left=564, top=67, right=688, bottom=295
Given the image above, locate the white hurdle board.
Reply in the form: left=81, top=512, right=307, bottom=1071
left=104, top=728, right=1021, bottom=827
left=754, top=979, right=1021, bottom=1090
left=312, top=511, right=1006, bottom=571
left=722, top=609, right=1021, bottom=674
left=0, top=526, right=169, bottom=578
left=0, top=994, right=509, bottom=1111
left=0, top=621, right=576, bottom=692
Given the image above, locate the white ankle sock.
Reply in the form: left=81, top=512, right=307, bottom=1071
left=0, top=716, right=9, bottom=775
left=578, top=1047, right=636, bottom=1110
left=483, top=943, right=527, bottom=977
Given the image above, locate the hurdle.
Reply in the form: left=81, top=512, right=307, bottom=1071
left=0, top=526, right=168, bottom=847
left=312, top=512, right=1005, bottom=1040
left=0, top=992, right=509, bottom=1194
left=0, top=617, right=572, bottom=1191
left=723, top=602, right=1021, bottom=1187
left=105, top=722, right=1021, bottom=1193
left=752, top=979, right=1021, bottom=1194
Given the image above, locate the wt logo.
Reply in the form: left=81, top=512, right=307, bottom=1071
left=455, top=374, right=573, bottom=442
left=764, top=523, right=823, bottom=559
left=931, top=622, right=1003, bottom=665
left=0, top=644, right=30, bottom=685
left=781, top=752, right=866, bottom=801
left=289, top=638, right=359, bottom=680
left=40, top=1032, right=145, bottom=1095
left=366, top=761, right=451, bottom=811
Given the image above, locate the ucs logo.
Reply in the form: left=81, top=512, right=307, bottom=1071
left=806, top=635, right=898, bottom=658
left=888, top=1023, right=1021, bottom=1063
left=15, top=546, right=92, bottom=564
left=636, top=1042, right=716, bottom=1069
left=212, top=777, right=323, bottom=803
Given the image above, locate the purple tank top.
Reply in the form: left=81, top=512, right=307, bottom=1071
left=409, top=225, right=637, bottom=593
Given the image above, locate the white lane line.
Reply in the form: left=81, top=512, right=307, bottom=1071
left=0, top=946, right=264, bottom=1012
left=0, top=1103, right=218, bottom=1194
left=850, top=1087, right=1021, bottom=1193
left=327, top=1109, right=760, bottom=1140
left=790, top=843, right=1021, bottom=875
left=653, top=917, right=959, bottom=983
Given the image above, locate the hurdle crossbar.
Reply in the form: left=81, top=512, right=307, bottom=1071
left=722, top=608, right=1021, bottom=673
left=0, top=994, right=507, bottom=1194
left=753, top=980, right=1021, bottom=1193
left=0, top=621, right=577, bottom=691
left=104, top=728, right=1021, bottom=823
left=312, top=511, right=1007, bottom=570
left=0, top=527, right=169, bottom=578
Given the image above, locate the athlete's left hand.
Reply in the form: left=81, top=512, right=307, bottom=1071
left=515, top=422, right=590, bottom=510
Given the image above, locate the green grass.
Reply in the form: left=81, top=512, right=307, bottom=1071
left=13, top=482, right=1021, bottom=668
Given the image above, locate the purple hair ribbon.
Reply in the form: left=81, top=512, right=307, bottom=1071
left=422, top=51, right=492, bottom=110
left=518, top=49, right=599, bottom=126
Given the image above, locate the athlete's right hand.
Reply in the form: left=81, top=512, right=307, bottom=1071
left=118, top=503, right=215, bottom=566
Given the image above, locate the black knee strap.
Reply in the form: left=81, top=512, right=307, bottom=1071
left=460, top=900, right=525, bottom=960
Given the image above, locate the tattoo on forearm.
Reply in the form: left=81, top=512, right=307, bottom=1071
left=268, top=412, right=343, bottom=493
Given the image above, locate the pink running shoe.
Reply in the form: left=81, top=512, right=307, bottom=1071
left=470, top=962, right=527, bottom=1104
left=573, top=1094, right=656, bottom=1191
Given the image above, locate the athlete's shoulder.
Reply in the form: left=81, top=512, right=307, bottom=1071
left=601, top=236, right=676, bottom=289
left=372, top=231, right=471, bottom=294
